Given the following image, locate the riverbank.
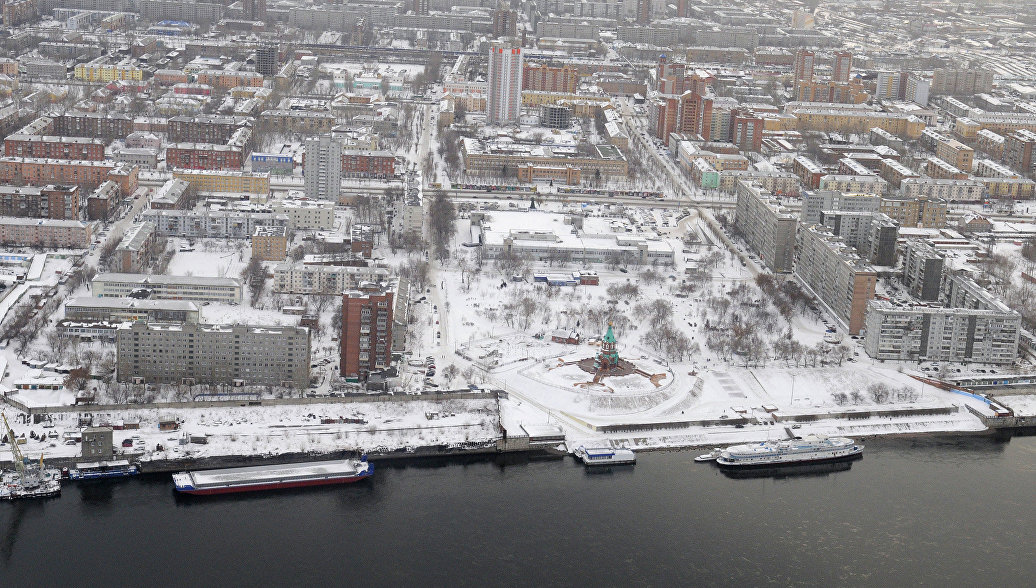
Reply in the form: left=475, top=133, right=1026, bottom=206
left=4, top=436, right=1035, bottom=586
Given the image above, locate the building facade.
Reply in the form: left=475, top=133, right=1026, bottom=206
left=487, top=41, right=523, bottom=125
left=304, top=135, right=342, bottom=201
left=92, top=273, right=242, bottom=303
left=340, top=283, right=395, bottom=381
left=794, top=224, right=877, bottom=335
left=734, top=181, right=798, bottom=273
left=116, top=322, right=310, bottom=388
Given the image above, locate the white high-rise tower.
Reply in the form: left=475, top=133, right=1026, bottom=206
left=487, top=40, right=523, bottom=125
left=304, top=135, right=342, bottom=201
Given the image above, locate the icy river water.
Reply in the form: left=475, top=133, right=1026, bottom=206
left=1, top=434, right=1034, bottom=586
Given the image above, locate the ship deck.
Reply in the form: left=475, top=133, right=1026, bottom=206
left=187, top=460, right=364, bottom=488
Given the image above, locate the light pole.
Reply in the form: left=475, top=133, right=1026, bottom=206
left=790, top=374, right=796, bottom=406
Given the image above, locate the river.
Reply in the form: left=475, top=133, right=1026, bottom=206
left=2, top=434, right=1034, bottom=586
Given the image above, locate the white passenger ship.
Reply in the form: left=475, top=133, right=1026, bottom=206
left=715, top=435, right=863, bottom=468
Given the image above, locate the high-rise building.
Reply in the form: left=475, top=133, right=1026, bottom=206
left=242, top=0, right=266, bottom=20
left=412, top=0, right=429, bottom=16
left=675, top=0, right=691, bottom=18
left=635, top=0, right=651, bottom=24
left=304, top=135, right=342, bottom=201
left=731, top=109, right=764, bottom=153
left=832, top=51, right=852, bottom=84
left=492, top=2, right=518, bottom=38
left=677, top=90, right=714, bottom=140
left=734, top=180, right=798, bottom=274
left=255, top=45, right=278, bottom=77
left=487, top=41, right=523, bottom=125
left=793, top=49, right=815, bottom=87
left=931, top=66, right=994, bottom=96
left=340, top=283, right=395, bottom=381
left=795, top=225, right=877, bottom=335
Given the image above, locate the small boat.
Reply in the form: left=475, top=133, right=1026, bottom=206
left=574, top=446, right=636, bottom=466
left=694, top=448, right=723, bottom=462
left=172, top=457, right=373, bottom=495
left=68, top=460, right=139, bottom=481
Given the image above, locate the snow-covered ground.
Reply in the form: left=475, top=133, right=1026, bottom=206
left=424, top=202, right=1001, bottom=450
left=2, top=397, right=500, bottom=464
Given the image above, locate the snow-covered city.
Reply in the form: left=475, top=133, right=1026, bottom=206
left=1, top=0, right=1035, bottom=583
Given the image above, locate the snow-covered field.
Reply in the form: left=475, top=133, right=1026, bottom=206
left=2, top=398, right=500, bottom=464
left=431, top=202, right=999, bottom=449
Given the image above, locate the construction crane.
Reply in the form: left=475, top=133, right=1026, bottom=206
left=2, top=412, right=32, bottom=484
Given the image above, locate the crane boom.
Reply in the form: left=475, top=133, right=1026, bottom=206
left=2, top=412, right=26, bottom=476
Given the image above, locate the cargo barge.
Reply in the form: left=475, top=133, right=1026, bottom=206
left=172, top=457, right=372, bottom=495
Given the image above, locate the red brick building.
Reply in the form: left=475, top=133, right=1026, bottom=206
left=340, top=150, right=396, bottom=178
left=0, top=158, right=138, bottom=192
left=4, top=135, right=106, bottom=160
left=53, top=112, right=134, bottom=141
left=731, top=110, right=764, bottom=153
left=166, top=143, right=244, bottom=170
left=0, top=185, right=79, bottom=220
left=340, top=283, right=394, bottom=381
left=87, top=181, right=121, bottom=221
left=522, top=63, right=579, bottom=93
left=167, top=115, right=252, bottom=144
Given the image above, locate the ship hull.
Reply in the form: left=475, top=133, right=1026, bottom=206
left=176, top=472, right=371, bottom=495
left=70, top=468, right=139, bottom=481
left=716, top=448, right=863, bottom=469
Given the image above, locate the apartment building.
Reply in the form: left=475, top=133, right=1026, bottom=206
left=864, top=298, right=1020, bottom=365
left=0, top=185, right=79, bottom=220
left=794, top=224, right=877, bottom=335
left=733, top=180, right=797, bottom=273
left=899, top=178, right=985, bottom=202
left=800, top=190, right=880, bottom=225
left=0, top=217, right=94, bottom=248
left=272, top=263, right=391, bottom=295
left=975, top=158, right=1020, bottom=179
left=53, top=112, right=134, bottom=141
left=92, top=273, right=242, bottom=303
left=87, top=181, right=120, bottom=221
left=879, top=158, right=921, bottom=189
left=303, top=135, right=342, bottom=201
left=143, top=209, right=289, bottom=239
left=935, top=138, right=975, bottom=173
left=340, top=150, right=396, bottom=179
left=166, top=143, right=244, bottom=171
left=150, top=178, right=192, bottom=210
left=0, top=158, right=129, bottom=191
left=901, top=239, right=944, bottom=302
left=4, top=135, right=106, bottom=160
left=74, top=59, right=143, bottom=82
left=1004, top=129, right=1036, bottom=175
left=116, top=322, right=310, bottom=388
left=269, top=198, right=335, bottom=231
left=251, top=225, right=288, bottom=262
left=819, top=210, right=898, bottom=266
left=787, top=107, right=926, bottom=139
left=880, top=196, right=948, bottom=228
left=260, top=110, right=336, bottom=134
left=340, top=282, right=395, bottom=381
left=167, top=115, right=252, bottom=144
left=115, top=222, right=158, bottom=273
left=522, top=63, right=579, bottom=93
left=818, top=174, right=888, bottom=194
